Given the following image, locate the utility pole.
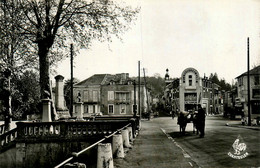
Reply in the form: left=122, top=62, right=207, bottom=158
left=138, top=61, right=141, bottom=118
left=70, top=44, right=74, bottom=117
left=143, top=68, right=150, bottom=120
left=133, top=80, right=137, bottom=117
left=247, top=37, right=251, bottom=126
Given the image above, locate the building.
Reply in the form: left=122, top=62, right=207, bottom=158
left=164, top=67, right=224, bottom=115
left=179, top=67, right=202, bottom=112
left=236, top=65, right=260, bottom=120
left=73, top=73, right=151, bottom=117
left=73, top=74, right=105, bottom=116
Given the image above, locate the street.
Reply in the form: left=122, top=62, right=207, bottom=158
left=160, top=115, right=260, bottom=167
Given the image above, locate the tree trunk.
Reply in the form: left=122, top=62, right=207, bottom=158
left=39, top=43, right=51, bottom=100
left=38, top=40, right=58, bottom=120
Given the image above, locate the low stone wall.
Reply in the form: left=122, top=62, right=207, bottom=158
left=1, top=140, right=98, bottom=168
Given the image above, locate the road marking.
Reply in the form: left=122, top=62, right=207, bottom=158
left=189, top=162, right=193, bottom=167
left=161, top=128, right=193, bottom=167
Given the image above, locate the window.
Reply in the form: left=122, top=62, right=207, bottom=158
left=115, top=92, right=130, bottom=101
left=253, top=89, right=260, bottom=98
left=255, top=76, right=260, bottom=85
left=238, top=77, right=243, bottom=86
left=77, top=91, right=81, bottom=102
left=108, top=104, right=114, bottom=114
left=93, top=90, right=98, bottom=101
left=88, top=105, right=93, bottom=113
left=120, top=104, right=126, bottom=114
left=84, top=105, right=88, bottom=113
left=93, top=105, right=96, bottom=113
left=83, top=91, right=88, bottom=102
left=189, top=75, right=192, bottom=86
left=89, top=91, right=93, bottom=101
left=108, top=91, right=114, bottom=100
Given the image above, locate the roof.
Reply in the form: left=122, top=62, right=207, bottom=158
left=236, top=65, right=260, bottom=79
left=74, top=73, right=134, bottom=86
left=74, top=74, right=107, bottom=86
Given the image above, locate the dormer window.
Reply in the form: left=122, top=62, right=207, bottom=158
left=110, top=81, right=115, bottom=85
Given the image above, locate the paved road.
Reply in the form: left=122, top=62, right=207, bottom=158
left=114, top=116, right=260, bottom=168
left=114, top=117, right=199, bottom=168
left=163, top=116, right=260, bottom=168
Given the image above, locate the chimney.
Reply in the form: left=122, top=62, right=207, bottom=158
left=55, top=75, right=66, bottom=110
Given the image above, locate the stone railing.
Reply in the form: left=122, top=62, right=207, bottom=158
left=0, top=124, right=5, bottom=135
left=0, top=116, right=139, bottom=153
left=0, top=127, right=18, bottom=152
left=15, top=119, right=137, bottom=142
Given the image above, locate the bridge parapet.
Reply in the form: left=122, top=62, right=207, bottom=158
left=15, top=120, right=132, bottom=142
left=0, top=127, right=17, bottom=152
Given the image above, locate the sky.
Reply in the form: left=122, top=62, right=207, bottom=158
left=53, top=0, right=260, bottom=84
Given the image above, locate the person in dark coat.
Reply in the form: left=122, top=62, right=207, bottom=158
left=197, top=104, right=206, bottom=138
left=178, top=112, right=187, bottom=134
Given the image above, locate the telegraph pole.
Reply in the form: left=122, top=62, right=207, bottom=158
left=143, top=68, right=150, bottom=120
left=133, top=80, right=137, bottom=117
left=247, top=38, right=251, bottom=126
left=138, top=61, right=141, bottom=118
left=70, top=44, right=74, bottom=117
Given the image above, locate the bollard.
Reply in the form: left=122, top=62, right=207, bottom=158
left=121, top=129, right=131, bottom=148
left=97, top=143, right=114, bottom=168
left=112, top=134, right=124, bottom=158
left=127, top=127, right=133, bottom=142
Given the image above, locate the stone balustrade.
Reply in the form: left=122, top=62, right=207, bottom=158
left=15, top=120, right=131, bottom=142
left=0, top=117, right=140, bottom=168
left=0, top=124, right=5, bottom=135
left=0, top=127, right=17, bottom=152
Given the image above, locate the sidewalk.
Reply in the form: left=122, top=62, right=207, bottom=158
left=227, top=120, right=260, bottom=131
left=204, top=114, right=260, bottom=131
left=114, top=118, right=198, bottom=168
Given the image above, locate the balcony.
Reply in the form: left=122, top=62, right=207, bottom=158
left=114, top=99, right=131, bottom=104
left=185, top=86, right=196, bottom=90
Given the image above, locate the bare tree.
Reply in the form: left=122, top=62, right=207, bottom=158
left=1, top=0, right=139, bottom=120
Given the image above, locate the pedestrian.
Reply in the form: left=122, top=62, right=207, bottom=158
left=197, top=104, right=206, bottom=138
left=178, top=112, right=187, bottom=134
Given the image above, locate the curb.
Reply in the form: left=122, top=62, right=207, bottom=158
left=228, top=125, right=260, bottom=131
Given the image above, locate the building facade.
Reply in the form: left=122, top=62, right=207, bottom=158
left=73, top=73, right=151, bottom=117
left=179, top=68, right=202, bottom=112
left=164, top=67, right=224, bottom=115
left=236, top=65, right=260, bottom=120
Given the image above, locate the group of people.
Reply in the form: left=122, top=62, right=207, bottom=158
left=177, top=104, right=206, bottom=138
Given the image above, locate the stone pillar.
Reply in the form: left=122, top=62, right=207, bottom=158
left=42, top=99, right=52, bottom=122
left=112, top=134, right=124, bottom=158
left=121, top=129, right=131, bottom=148
left=73, top=102, right=83, bottom=119
left=127, top=127, right=133, bottom=142
left=97, top=143, right=114, bottom=168
left=55, top=75, right=66, bottom=110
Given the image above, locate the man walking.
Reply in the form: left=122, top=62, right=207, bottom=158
left=197, top=104, right=206, bottom=138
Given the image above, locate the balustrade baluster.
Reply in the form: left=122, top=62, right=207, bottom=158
left=50, top=125, right=54, bottom=134
left=55, top=125, right=60, bottom=135
left=77, top=124, right=81, bottom=135
left=82, top=124, right=86, bottom=135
